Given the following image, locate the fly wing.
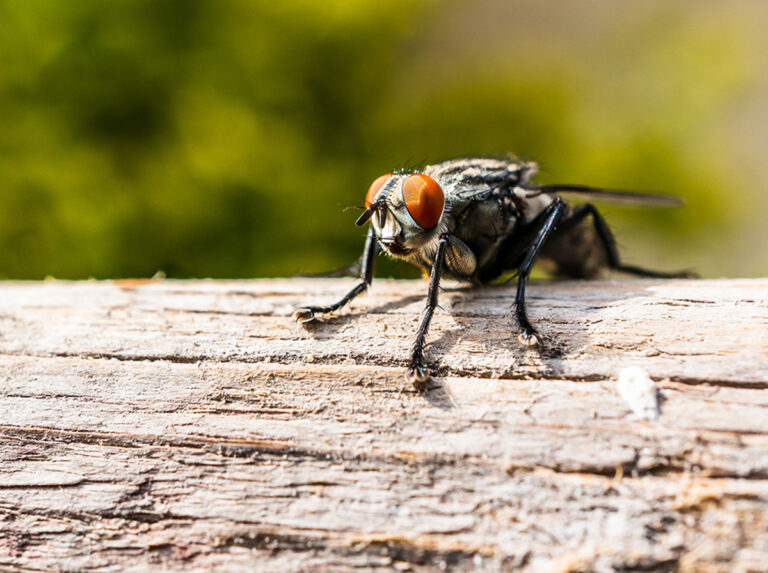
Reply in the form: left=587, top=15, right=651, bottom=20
left=530, top=184, right=683, bottom=207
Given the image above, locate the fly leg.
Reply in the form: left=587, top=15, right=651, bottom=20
left=407, top=234, right=449, bottom=387
left=561, top=203, right=696, bottom=278
left=515, top=198, right=567, bottom=346
left=293, top=229, right=378, bottom=323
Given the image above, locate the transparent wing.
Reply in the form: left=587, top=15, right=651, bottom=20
left=529, top=184, right=684, bottom=207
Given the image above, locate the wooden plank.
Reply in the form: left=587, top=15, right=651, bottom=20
left=0, top=278, right=766, bottom=572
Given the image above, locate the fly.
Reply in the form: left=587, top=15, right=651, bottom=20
left=293, top=156, right=694, bottom=386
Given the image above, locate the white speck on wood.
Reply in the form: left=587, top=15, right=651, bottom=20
left=616, top=366, right=661, bottom=420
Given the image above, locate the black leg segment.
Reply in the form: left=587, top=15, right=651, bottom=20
left=515, top=198, right=567, bottom=346
left=293, top=229, right=378, bottom=323
left=406, top=234, right=450, bottom=387
left=560, top=203, right=696, bottom=279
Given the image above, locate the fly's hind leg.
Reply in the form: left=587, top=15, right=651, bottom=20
left=561, top=203, right=697, bottom=279
left=293, top=229, right=378, bottom=323
left=514, top=198, right=567, bottom=346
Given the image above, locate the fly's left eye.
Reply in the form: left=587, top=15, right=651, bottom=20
left=365, top=174, right=392, bottom=207
left=402, top=174, right=444, bottom=229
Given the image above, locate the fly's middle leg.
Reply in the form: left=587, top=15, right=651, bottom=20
left=293, top=229, right=378, bottom=323
left=514, top=198, right=567, bottom=346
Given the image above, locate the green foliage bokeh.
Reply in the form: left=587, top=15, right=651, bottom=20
left=0, top=1, right=765, bottom=279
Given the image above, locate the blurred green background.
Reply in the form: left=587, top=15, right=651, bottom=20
left=1, top=0, right=766, bottom=280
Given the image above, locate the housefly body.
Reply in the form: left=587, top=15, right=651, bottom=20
left=293, top=156, right=694, bottom=386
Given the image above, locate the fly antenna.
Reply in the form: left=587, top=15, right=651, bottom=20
left=355, top=205, right=376, bottom=227
left=357, top=177, right=399, bottom=226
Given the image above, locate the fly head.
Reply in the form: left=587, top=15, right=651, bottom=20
left=356, top=172, right=445, bottom=257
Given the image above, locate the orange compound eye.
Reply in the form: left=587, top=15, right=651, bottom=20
left=365, top=174, right=392, bottom=207
left=402, top=174, right=444, bottom=229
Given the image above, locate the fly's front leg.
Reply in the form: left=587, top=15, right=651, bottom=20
left=407, top=234, right=449, bottom=387
left=515, top=198, right=566, bottom=346
left=293, top=229, right=377, bottom=323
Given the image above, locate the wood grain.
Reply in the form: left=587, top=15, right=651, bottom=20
left=0, top=278, right=766, bottom=572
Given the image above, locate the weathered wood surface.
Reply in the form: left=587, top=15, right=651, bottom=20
left=0, top=278, right=766, bottom=572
